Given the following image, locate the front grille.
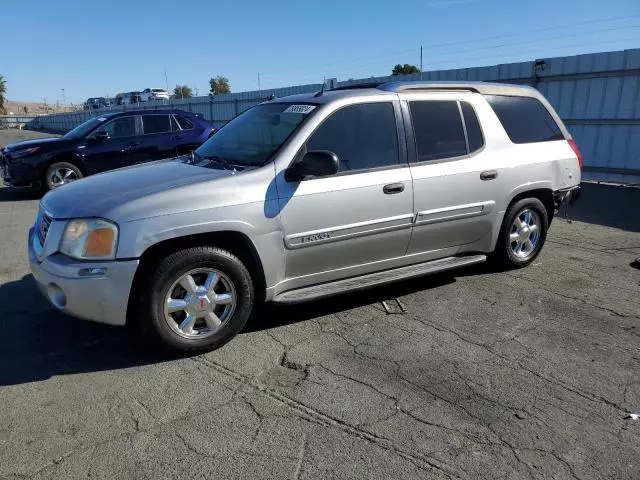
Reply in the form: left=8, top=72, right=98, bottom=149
left=37, top=213, right=52, bottom=246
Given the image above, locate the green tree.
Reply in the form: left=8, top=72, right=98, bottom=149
left=209, top=76, right=231, bottom=95
left=392, top=64, right=420, bottom=75
left=173, top=85, right=193, bottom=99
left=0, top=74, right=7, bottom=114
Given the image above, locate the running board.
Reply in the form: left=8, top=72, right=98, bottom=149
left=273, top=254, right=487, bottom=304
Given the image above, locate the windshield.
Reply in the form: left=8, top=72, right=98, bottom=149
left=63, top=116, right=110, bottom=139
left=192, top=103, right=317, bottom=167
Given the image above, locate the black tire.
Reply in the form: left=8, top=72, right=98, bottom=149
left=44, top=162, right=83, bottom=191
left=492, top=197, right=549, bottom=269
left=136, top=247, right=254, bottom=353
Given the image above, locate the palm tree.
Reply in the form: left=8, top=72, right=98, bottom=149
left=0, top=74, right=6, bottom=114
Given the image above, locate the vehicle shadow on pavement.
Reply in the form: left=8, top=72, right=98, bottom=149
left=557, top=183, right=640, bottom=232
left=0, top=274, right=169, bottom=387
left=244, top=273, right=457, bottom=333
left=0, top=186, right=40, bottom=202
left=0, top=273, right=458, bottom=386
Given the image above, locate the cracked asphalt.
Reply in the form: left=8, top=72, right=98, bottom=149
left=0, top=176, right=639, bottom=479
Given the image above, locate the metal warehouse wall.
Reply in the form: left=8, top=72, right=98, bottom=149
left=24, top=48, right=640, bottom=182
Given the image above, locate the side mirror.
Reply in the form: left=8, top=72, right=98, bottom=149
left=286, top=150, right=339, bottom=181
left=94, top=130, right=109, bottom=141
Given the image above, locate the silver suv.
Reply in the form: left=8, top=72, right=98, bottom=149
left=28, top=81, right=582, bottom=352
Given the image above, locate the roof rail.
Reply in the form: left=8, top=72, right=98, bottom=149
left=328, top=82, right=384, bottom=91
left=376, top=81, right=481, bottom=93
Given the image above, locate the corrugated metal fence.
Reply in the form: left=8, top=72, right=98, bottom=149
left=0, top=115, right=37, bottom=129
left=17, top=48, right=640, bottom=180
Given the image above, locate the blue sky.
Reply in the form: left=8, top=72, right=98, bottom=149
left=1, top=0, right=638, bottom=103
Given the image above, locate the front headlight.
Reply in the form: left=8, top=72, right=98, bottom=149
left=11, top=147, right=40, bottom=159
left=59, top=218, right=118, bottom=260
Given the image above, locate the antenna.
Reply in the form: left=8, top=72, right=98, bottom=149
left=313, top=78, right=326, bottom=97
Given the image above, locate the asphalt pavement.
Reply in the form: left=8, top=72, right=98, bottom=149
left=0, top=139, right=639, bottom=479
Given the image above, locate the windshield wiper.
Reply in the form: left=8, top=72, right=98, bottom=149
left=208, top=156, right=235, bottom=170
left=201, top=154, right=256, bottom=172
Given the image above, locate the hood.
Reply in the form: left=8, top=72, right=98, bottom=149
left=4, top=137, right=68, bottom=151
left=41, top=160, right=234, bottom=219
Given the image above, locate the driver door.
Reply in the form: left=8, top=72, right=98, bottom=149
left=81, top=115, right=142, bottom=174
left=276, top=100, right=414, bottom=287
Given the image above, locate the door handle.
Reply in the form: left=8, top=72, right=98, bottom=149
left=124, top=141, right=140, bottom=150
left=383, top=183, right=405, bottom=194
left=480, top=170, right=498, bottom=181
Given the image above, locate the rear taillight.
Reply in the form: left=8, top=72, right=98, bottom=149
left=568, top=139, right=582, bottom=170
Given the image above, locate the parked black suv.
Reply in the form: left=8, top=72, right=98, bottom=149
left=1, top=110, right=215, bottom=192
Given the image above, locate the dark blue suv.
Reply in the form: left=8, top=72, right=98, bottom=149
left=0, top=110, right=216, bottom=192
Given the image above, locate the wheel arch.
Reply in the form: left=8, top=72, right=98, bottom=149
left=126, top=230, right=267, bottom=326
left=41, top=152, right=87, bottom=177
left=506, top=188, right=554, bottom=224
left=490, top=187, right=555, bottom=252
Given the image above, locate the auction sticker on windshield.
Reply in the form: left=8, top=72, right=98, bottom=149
left=283, top=105, right=316, bottom=114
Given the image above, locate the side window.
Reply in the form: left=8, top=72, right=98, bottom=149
left=306, top=102, right=398, bottom=172
left=175, top=115, right=194, bottom=130
left=143, top=115, right=171, bottom=134
left=409, top=101, right=467, bottom=162
left=460, top=102, right=484, bottom=153
left=97, top=117, right=136, bottom=139
left=485, top=95, right=564, bottom=144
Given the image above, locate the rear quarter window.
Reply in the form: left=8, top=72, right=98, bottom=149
left=143, top=115, right=171, bottom=134
left=485, top=95, right=564, bottom=144
left=175, top=115, right=194, bottom=130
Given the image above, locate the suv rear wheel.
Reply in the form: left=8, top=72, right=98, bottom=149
left=493, top=197, right=549, bottom=268
left=137, top=247, right=254, bottom=353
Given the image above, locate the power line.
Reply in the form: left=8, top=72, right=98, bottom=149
left=421, top=36, right=640, bottom=70
left=414, top=25, right=640, bottom=62
left=268, top=31, right=640, bottom=87
left=259, top=13, right=640, bottom=79
left=272, top=35, right=638, bottom=88
left=417, top=13, right=640, bottom=52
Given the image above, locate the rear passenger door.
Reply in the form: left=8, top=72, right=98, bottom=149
left=172, top=114, right=201, bottom=155
left=138, top=114, right=178, bottom=161
left=403, top=93, right=503, bottom=255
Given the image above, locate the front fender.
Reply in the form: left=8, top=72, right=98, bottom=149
left=116, top=202, right=285, bottom=291
left=43, top=151, right=87, bottom=175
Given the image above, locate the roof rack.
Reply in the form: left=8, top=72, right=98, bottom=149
left=377, top=81, right=480, bottom=93
left=328, top=83, right=384, bottom=91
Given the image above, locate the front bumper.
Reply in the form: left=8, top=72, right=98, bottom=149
left=28, top=226, right=139, bottom=326
left=554, top=185, right=581, bottom=213
left=1, top=157, right=40, bottom=188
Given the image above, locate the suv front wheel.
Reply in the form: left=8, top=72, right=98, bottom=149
left=493, top=197, right=549, bottom=268
left=138, top=247, right=254, bottom=353
left=45, top=162, right=83, bottom=191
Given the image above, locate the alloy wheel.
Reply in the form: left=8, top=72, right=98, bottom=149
left=509, top=208, right=541, bottom=259
left=163, top=268, right=237, bottom=339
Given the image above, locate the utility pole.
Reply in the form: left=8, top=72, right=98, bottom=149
left=164, top=70, right=169, bottom=93
left=61, top=88, right=66, bottom=110
left=257, top=72, right=261, bottom=93
left=420, top=46, right=423, bottom=80
left=194, top=86, right=199, bottom=96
